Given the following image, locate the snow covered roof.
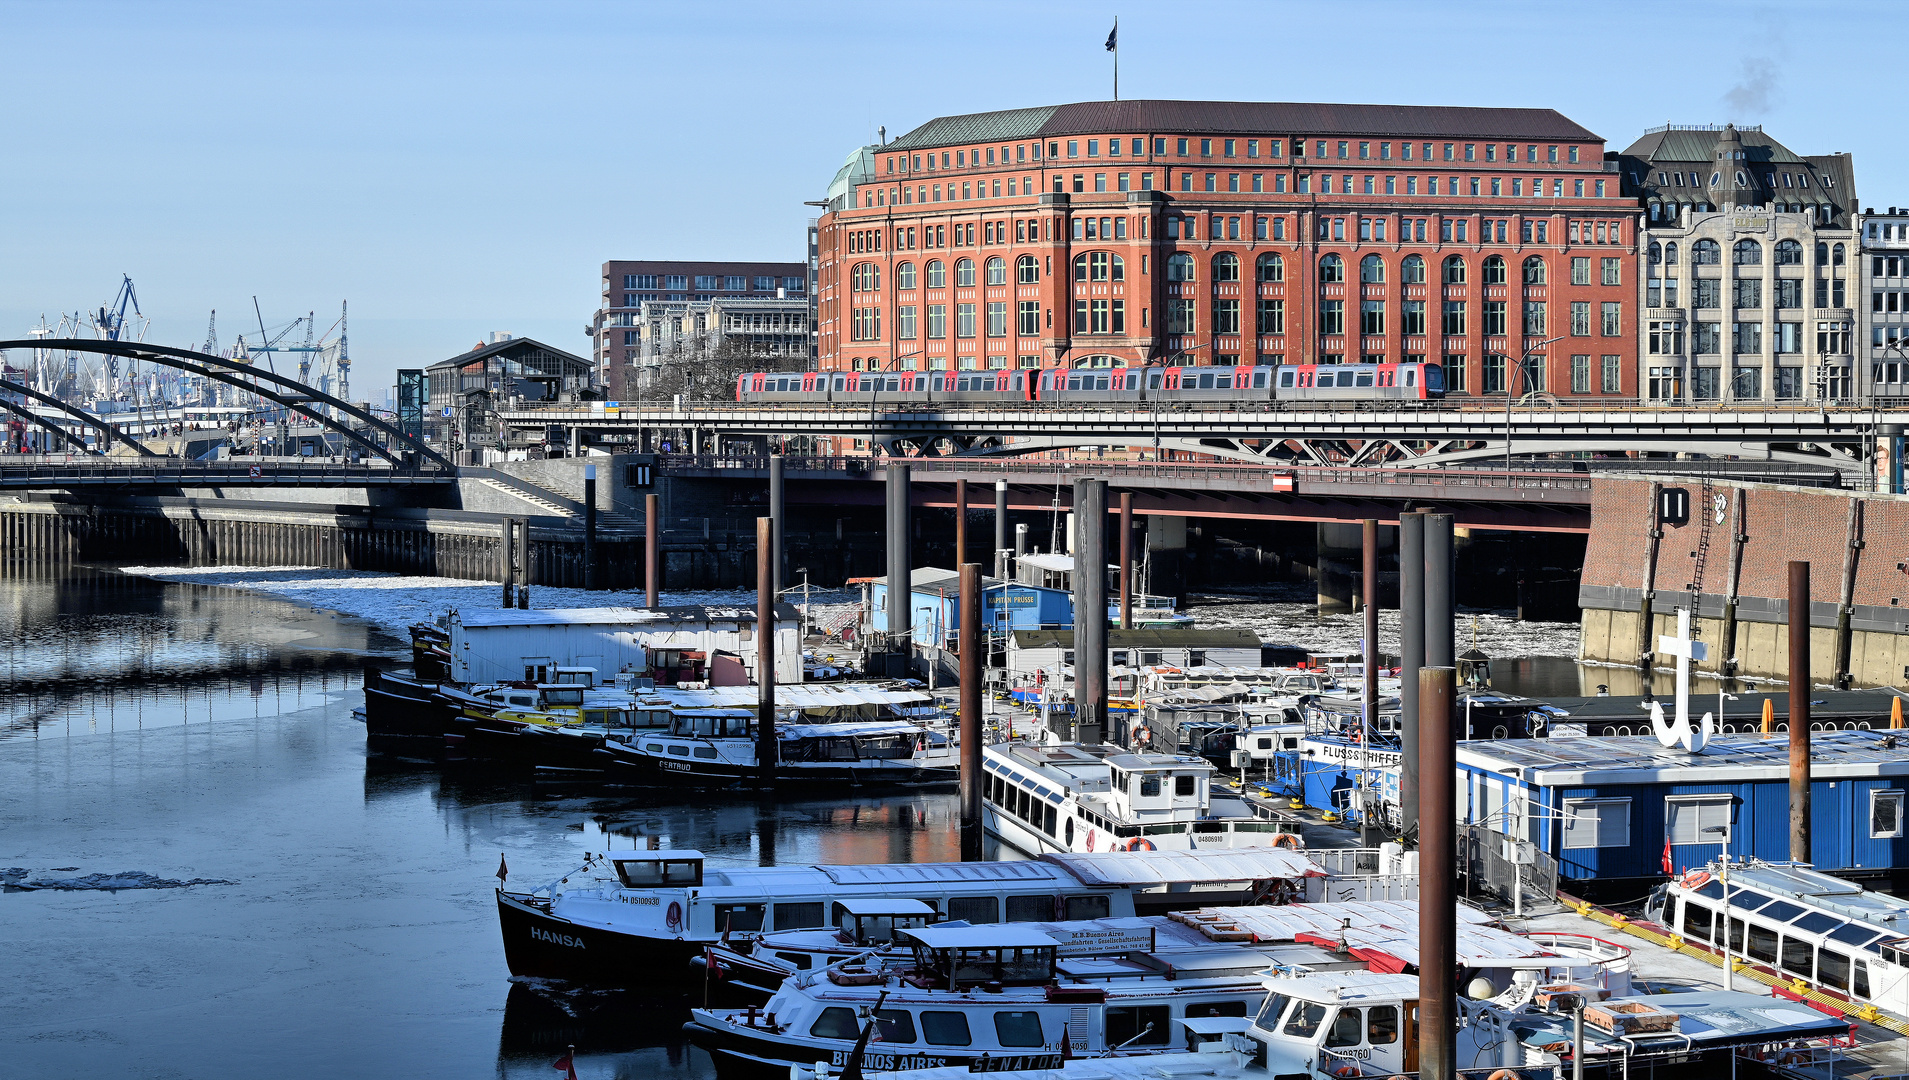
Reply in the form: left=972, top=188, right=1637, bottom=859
left=649, top=685, right=934, bottom=710
left=453, top=604, right=797, bottom=628
left=1042, top=849, right=1325, bottom=886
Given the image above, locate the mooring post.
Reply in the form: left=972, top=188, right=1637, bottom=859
left=1398, top=512, right=1425, bottom=842
left=501, top=518, right=515, bottom=608
left=886, top=464, right=912, bottom=675
left=516, top=518, right=530, bottom=608
left=645, top=492, right=660, bottom=608
left=1362, top=517, right=1380, bottom=839
left=769, top=453, right=785, bottom=600
left=959, top=562, right=984, bottom=861
left=1072, top=478, right=1108, bottom=746
left=1119, top=491, right=1133, bottom=631
left=1418, top=665, right=1457, bottom=1080
left=1789, top=560, right=1812, bottom=862
left=583, top=462, right=598, bottom=591
left=995, top=480, right=1009, bottom=579
left=955, top=478, right=968, bottom=571
left=757, top=515, right=777, bottom=786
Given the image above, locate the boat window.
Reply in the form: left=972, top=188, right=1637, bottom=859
left=1005, top=895, right=1051, bottom=922
left=1759, top=899, right=1805, bottom=923
left=1257, top=738, right=1273, bottom=750
left=644, top=743, right=663, bottom=753
left=1064, top=894, right=1110, bottom=920
left=1828, top=924, right=1885, bottom=948
left=921, top=1011, right=973, bottom=1047
left=1780, top=936, right=1815, bottom=979
left=1791, top=912, right=1840, bottom=935
left=1325, top=1007, right=1364, bottom=1047
left=949, top=896, right=998, bottom=924
left=1107, top=1006, right=1171, bottom=1047
left=1140, top=775, right=1162, bottom=797
left=714, top=903, right=765, bottom=932
left=1731, top=892, right=1777, bottom=913
left=1258, top=995, right=1293, bottom=1028
left=772, top=901, right=825, bottom=929
left=1819, top=950, right=1850, bottom=991
left=1176, top=776, right=1196, bottom=796
left=1366, top=1005, right=1399, bottom=1045
left=994, top=1011, right=1046, bottom=1048
left=810, top=1007, right=861, bottom=1040
left=667, top=745, right=690, bottom=756
left=693, top=746, right=718, bottom=759
left=875, top=1010, right=918, bottom=1044
left=1043, top=805, right=1058, bottom=836
left=1693, top=879, right=1726, bottom=901
left=1284, top=1002, right=1330, bottom=1038
left=1727, top=917, right=1746, bottom=953
left=1856, top=960, right=1871, bottom=999
left=774, top=951, right=813, bottom=970
left=1681, top=901, right=1713, bottom=943
left=1747, top=924, right=1779, bottom=963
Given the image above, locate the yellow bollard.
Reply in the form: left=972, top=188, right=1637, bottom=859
left=1762, top=697, right=1775, bottom=738
left=1892, top=696, right=1903, bottom=730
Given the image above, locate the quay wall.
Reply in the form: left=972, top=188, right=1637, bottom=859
left=1579, top=475, right=1909, bottom=688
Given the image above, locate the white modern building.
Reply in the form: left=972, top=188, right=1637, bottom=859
left=446, top=604, right=803, bottom=685
left=1862, top=205, right=1909, bottom=398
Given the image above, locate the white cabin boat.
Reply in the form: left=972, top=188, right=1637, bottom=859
left=982, top=741, right=1301, bottom=857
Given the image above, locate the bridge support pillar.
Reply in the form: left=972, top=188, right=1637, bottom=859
left=1316, top=521, right=1362, bottom=615
left=1145, top=515, right=1187, bottom=607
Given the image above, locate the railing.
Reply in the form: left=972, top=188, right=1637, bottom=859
left=0, top=459, right=451, bottom=485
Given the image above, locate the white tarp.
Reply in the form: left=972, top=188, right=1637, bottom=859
left=1040, top=848, right=1325, bottom=886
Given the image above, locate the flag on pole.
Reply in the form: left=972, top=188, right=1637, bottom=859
left=553, top=1047, right=578, bottom=1080
left=1104, top=22, right=1117, bottom=51
left=1660, top=836, right=1673, bottom=875
left=497, top=853, right=509, bottom=883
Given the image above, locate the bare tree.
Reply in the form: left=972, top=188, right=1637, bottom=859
left=642, top=335, right=804, bottom=402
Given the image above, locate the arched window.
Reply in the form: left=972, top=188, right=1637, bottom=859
left=1166, top=253, right=1196, bottom=281
left=1665, top=241, right=1679, bottom=264
left=896, top=262, right=917, bottom=290
left=1648, top=241, right=1663, bottom=265
left=1815, top=241, right=1830, bottom=265
left=1360, top=254, right=1385, bottom=283
left=1401, top=255, right=1426, bottom=284
left=851, top=262, right=880, bottom=291
left=1319, top=254, right=1345, bottom=283
left=955, top=258, right=975, bottom=286
left=1733, top=238, right=1762, bottom=265
left=1833, top=243, right=1846, bottom=266
left=1774, top=240, right=1802, bottom=265
left=1482, top=255, right=1506, bottom=285
left=1522, top=256, right=1546, bottom=285
left=1442, top=256, right=1467, bottom=284
left=926, top=260, right=946, bottom=288
left=1213, top=253, right=1241, bottom=282
left=1017, top=255, right=1039, bottom=283
left=1692, top=240, right=1721, bottom=265
left=985, top=257, right=1006, bottom=285
left=1257, top=253, right=1284, bottom=282
left=1072, top=252, right=1125, bottom=282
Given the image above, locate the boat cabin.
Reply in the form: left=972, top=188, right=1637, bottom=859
left=1252, top=972, right=1420, bottom=1077
left=669, top=708, right=757, bottom=738
left=834, top=898, right=941, bottom=945
left=606, top=849, right=706, bottom=889
left=899, top=925, right=1061, bottom=989
left=552, top=666, right=598, bottom=686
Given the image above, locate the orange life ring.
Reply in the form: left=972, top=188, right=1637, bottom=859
left=1486, top=1071, right=1519, bottom=1080
left=1085, top=829, right=1096, bottom=852
left=1273, top=832, right=1305, bottom=849
left=1680, top=870, right=1712, bottom=891
left=1133, top=726, right=1152, bottom=745
left=1332, top=1065, right=1360, bottom=1078
left=1124, top=837, right=1156, bottom=852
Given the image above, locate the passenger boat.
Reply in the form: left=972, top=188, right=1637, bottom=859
left=495, top=847, right=1330, bottom=985
left=982, top=741, right=1301, bottom=857
left=595, top=714, right=957, bottom=787
left=1646, top=856, right=1909, bottom=1014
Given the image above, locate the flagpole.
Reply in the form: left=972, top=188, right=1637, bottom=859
left=1113, top=17, right=1119, bottom=101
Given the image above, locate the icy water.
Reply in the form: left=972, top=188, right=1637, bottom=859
left=0, top=564, right=953, bottom=1079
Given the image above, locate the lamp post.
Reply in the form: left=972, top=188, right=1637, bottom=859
left=1504, top=336, right=1565, bottom=472
left=1147, top=342, right=1212, bottom=461
left=1703, top=822, right=1734, bottom=990
left=868, top=348, right=926, bottom=456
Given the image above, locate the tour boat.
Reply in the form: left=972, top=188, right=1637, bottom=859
left=494, top=847, right=1329, bottom=985
left=593, top=713, right=959, bottom=787
left=981, top=741, right=1303, bottom=857
left=1646, top=856, right=1909, bottom=1015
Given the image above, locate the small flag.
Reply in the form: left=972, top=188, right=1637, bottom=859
left=1104, top=22, right=1117, bottom=51
left=1660, top=836, right=1673, bottom=876
left=552, top=1047, right=577, bottom=1080
left=497, top=854, right=509, bottom=883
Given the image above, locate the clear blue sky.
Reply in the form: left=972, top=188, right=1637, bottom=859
left=2, top=0, right=1902, bottom=402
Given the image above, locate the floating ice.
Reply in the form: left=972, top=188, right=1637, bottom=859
left=10, top=871, right=238, bottom=891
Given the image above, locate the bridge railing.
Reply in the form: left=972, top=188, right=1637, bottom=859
left=0, top=458, right=450, bottom=485
left=651, top=454, right=1594, bottom=492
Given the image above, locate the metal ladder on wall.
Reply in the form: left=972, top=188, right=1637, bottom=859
left=1687, top=480, right=1715, bottom=595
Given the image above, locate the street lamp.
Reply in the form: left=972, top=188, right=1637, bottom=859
left=1504, top=336, right=1565, bottom=472
left=868, top=348, right=926, bottom=457
left=1703, top=822, right=1734, bottom=991
left=1146, top=342, right=1212, bottom=461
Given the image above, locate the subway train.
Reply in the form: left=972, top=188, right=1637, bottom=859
left=736, top=361, right=1445, bottom=405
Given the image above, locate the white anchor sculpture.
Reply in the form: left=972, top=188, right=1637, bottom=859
left=1651, top=606, right=1715, bottom=753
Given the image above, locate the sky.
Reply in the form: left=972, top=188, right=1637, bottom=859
left=2, top=0, right=1905, bottom=403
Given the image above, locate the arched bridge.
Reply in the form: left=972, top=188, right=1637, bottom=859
left=0, top=340, right=450, bottom=470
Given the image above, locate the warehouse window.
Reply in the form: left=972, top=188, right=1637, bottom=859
left=1666, top=795, right=1732, bottom=845
left=1873, top=790, right=1905, bottom=839
left=1562, top=799, right=1630, bottom=849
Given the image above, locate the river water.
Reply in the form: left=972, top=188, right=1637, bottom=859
left=0, top=564, right=1656, bottom=1078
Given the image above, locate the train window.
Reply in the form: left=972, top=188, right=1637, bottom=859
left=1147, top=370, right=1164, bottom=389
left=1253, top=371, right=1268, bottom=388
left=1215, top=375, right=1232, bottom=389
left=1198, top=372, right=1216, bottom=389
left=1404, top=369, right=1416, bottom=386
left=1279, top=371, right=1296, bottom=388
left=1355, top=371, right=1374, bottom=387
left=1012, top=373, right=1025, bottom=389
left=1336, top=371, right=1356, bottom=387
left=1096, top=375, right=1110, bottom=390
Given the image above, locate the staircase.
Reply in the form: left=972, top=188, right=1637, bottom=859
left=462, top=467, right=640, bottom=528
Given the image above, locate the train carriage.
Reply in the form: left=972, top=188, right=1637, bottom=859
left=735, top=362, right=1442, bottom=406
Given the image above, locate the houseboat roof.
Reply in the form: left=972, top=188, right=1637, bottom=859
left=1456, top=728, right=1909, bottom=784
left=1262, top=969, right=1422, bottom=1002
left=1042, top=849, right=1325, bottom=887
left=1010, top=628, right=1263, bottom=650
left=902, top=925, right=1061, bottom=950
left=452, top=603, right=798, bottom=628
left=1510, top=989, right=1847, bottom=1053
left=605, top=849, right=707, bottom=863
left=836, top=898, right=939, bottom=917
left=644, top=685, right=935, bottom=710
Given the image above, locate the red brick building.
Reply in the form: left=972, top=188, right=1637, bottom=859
left=816, top=100, right=1642, bottom=396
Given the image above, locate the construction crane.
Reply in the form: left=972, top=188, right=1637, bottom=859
left=91, top=275, right=143, bottom=398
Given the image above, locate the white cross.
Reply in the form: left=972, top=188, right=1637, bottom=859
left=1652, top=607, right=1714, bottom=752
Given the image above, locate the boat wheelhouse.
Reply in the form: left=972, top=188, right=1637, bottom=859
left=1646, top=857, right=1909, bottom=1015
left=981, top=742, right=1300, bottom=857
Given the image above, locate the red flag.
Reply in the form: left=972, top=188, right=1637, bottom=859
left=1661, top=836, right=1673, bottom=876
left=553, top=1047, right=577, bottom=1080
left=497, top=854, right=509, bottom=883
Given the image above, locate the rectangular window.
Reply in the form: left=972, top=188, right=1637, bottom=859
left=1401, top=300, right=1426, bottom=336
left=898, top=305, right=918, bottom=340
left=1570, top=354, right=1593, bottom=393
left=1442, top=301, right=1466, bottom=335
left=1017, top=301, right=1039, bottom=336
left=1483, top=301, right=1506, bottom=336
left=1694, top=322, right=1721, bottom=354
left=1695, top=278, right=1721, bottom=309
left=1523, top=301, right=1546, bottom=335
left=927, top=304, right=947, bottom=339
left=1213, top=299, right=1240, bottom=335
left=1168, top=299, right=1196, bottom=334
left=1445, top=356, right=1466, bottom=390
left=956, top=303, right=976, bottom=338
left=1562, top=798, right=1630, bottom=848
left=1734, top=278, right=1762, bottom=308
left=1360, top=300, right=1385, bottom=335
left=1602, top=302, right=1622, bottom=336
left=1603, top=257, right=1622, bottom=286
left=1572, top=257, right=1591, bottom=286
left=1774, top=321, right=1802, bottom=353
left=1733, top=321, right=1762, bottom=354
left=1667, top=796, right=1731, bottom=845
left=1776, top=279, right=1803, bottom=309
left=1318, top=300, right=1345, bottom=336
left=1873, top=790, right=1905, bottom=839
left=1482, top=353, right=1505, bottom=393
left=987, top=302, right=1007, bottom=337
left=1571, top=301, right=1591, bottom=336
left=1257, top=299, right=1285, bottom=334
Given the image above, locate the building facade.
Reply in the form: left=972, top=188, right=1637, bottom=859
left=621, top=295, right=811, bottom=397
left=1862, top=206, right=1909, bottom=398
left=595, top=260, right=807, bottom=396
left=424, top=335, right=593, bottom=450
left=814, top=99, right=1642, bottom=397
left=1614, top=124, right=1858, bottom=402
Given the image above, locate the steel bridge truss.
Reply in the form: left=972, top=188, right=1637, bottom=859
left=0, top=377, right=157, bottom=456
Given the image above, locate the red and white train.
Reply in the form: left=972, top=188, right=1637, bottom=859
left=736, top=361, right=1444, bottom=404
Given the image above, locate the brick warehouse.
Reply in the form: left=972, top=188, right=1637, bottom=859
left=1580, top=475, right=1909, bottom=688
left=815, top=100, right=1642, bottom=397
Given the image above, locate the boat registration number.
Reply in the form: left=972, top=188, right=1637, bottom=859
left=660, top=761, right=693, bottom=773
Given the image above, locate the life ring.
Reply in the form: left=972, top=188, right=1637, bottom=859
left=666, top=901, right=683, bottom=931
left=1332, top=1065, right=1360, bottom=1078
left=1486, top=1071, right=1519, bottom=1080
left=1134, top=726, right=1152, bottom=745
left=1085, top=829, right=1096, bottom=852
left=1124, top=837, right=1156, bottom=852
left=1680, top=870, right=1712, bottom=891
left=1274, top=832, right=1305, bottom=850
